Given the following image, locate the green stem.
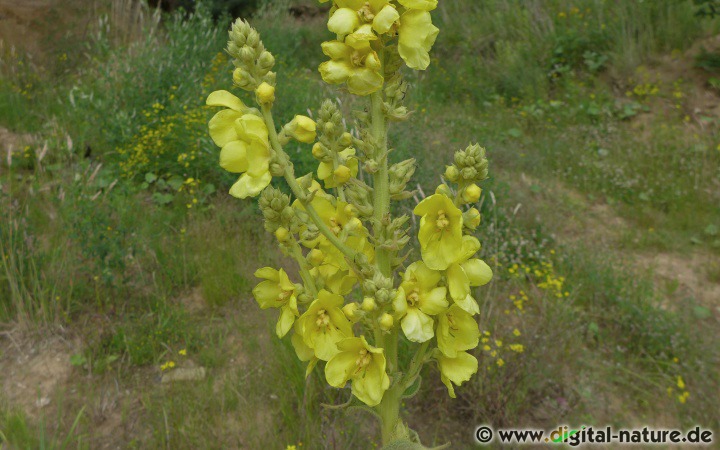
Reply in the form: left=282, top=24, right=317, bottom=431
left=370, top=90, right=391, bottom=278
left=261, top=106, right=357, bottom=262
left=288, top=238, right=318, bottom=298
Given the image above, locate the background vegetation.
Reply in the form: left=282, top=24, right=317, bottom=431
left=1, top=0, right=719, bottom=448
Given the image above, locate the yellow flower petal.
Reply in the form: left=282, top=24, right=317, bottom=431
left=437, top=304, right=479, bottom=357
left=328, top=8, right=361, bottom=36
left=347, top=67, right=384, bottom=96
left=206, top=90, right=248, bottom=113
left=401, top=308, right=434, bottom=342
left=462, top=259, right=493, bottom=286
left=397, top=0, right=438, bottom=11
left=438, top=351, right=478, bottom=398
left=208, top=109, right=242, bottom=147
left=229, top=172, right=272, bottom=198
left=372, top=4, right=399, bottom=34
left=398, top=10, right=439, bottom=70
left=219, top=140, right=249, bottom=173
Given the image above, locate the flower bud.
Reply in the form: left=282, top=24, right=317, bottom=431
left=311, top=143, right=326, bottom=160
left=334, top=165, right=352, bottom=184
left=246, top=29, right=260, bottom=47
left=339, top=132, right=353, bottom=147
left=255, top=82, right=275, bottom=105
left=239, top=46, right=255, bottom=63
left=463, top=207, right=482, bottom=229
left=307, top=249, right=324, bottom=266
left=435, top=183, right=453, bottom=197
left=275, top=227, right=290, bottom=242
left=379, top=313, right=394, bottom=331
left=461, top=167, right=477, bottom=180
left=286, top=115, right=317, bottom=143
left=233, top=68, right=255, bottom=90
left=462, top=184, right=482, bottom=203
left=257, top=51, right=275, bottom=72
left=361, top=297, right=376, bottom=312
left=364, top=159, right=378, bottom=173
left=342, top=303, right=360, bottom=322
left=323, top=121, right=335, bottom=135
left=269, top=162, right=285, bottom=177
left=444, top=165, right=459, bottom=182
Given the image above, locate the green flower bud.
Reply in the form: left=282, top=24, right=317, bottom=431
left=257, top=51, right=275, bottom=72
left=444, top=165, right=459, bottom=182
left=364, top=159, right=379, bottom=173
left=233, top=67, right=255, bottom=90
left=463, top=207, right=481, bottom=230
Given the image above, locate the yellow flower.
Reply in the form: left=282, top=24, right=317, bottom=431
left=319, top=40, right=383, bottom=96
left=445, top=236, right=493, bottom=315
left=436, top=304, right=480, bottom=357
left=295, top=290, right=354, bottom=361
left=677, top=376, right=685, bottom=390
left=325, top=336, right=390, bottom=406
left=252, top=267, right=299, bottom=337
left=437, top=351, right=478, bottom=398
left=207, top=90, right=271, bottom=198
left=397, top=9, right=439, bottom=70
left=318, top=148, right=359, bottom=188
left=287, top=115, right=317, bottom=143
left=413, top=193, right=463, bottom=270
left=393, top=261, right=448, bottom=342
left=178, top=349, right=187, bottom=356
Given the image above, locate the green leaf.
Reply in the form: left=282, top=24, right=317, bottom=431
left=145, top=172, right=158, bottom=183
left=507, top=128, right=522, bottom=138
left=703, top=224, right=718, bottom=237
left=167, top=176, right=184, bottom=191
left=202, top=183, right=216, bottom=195
left=152, top=193, right=174, bottom=205
left=70, top=353, right=87, bottom=367
left=402, top=376, right=422, bottom=399
left=693, top=305, right=712, bottom=320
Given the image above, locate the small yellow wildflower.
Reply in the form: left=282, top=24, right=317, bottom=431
left=179, top=349, right=187, bottom=356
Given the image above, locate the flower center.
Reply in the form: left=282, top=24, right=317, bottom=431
left=329, top=216, right=342, bottom=234
left=436, top=210, right=450, bottom=230
left=278, top=289, right=292, bottom=302
left=447, top=313, right=459, bottom=331
left=355, top=349, right=372, bottom=373
left=316, top=309, right=331, bottom=328
left=358, top=2, right=375, bottom=21
left=407, top=289, right=420, bottom=307
left=350, top=50, right=365, bottom=68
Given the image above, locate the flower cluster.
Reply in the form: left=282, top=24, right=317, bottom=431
left=318, top=0, right=439, bottom=95
left=205, top=8, right=494, bottom=446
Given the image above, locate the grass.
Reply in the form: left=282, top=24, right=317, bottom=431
left=1, top=0, right=719, bottom=448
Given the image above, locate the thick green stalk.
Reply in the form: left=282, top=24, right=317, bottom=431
left=370, top=90, right=391, bottom=278
left=261, top=106, right=357, bottom=261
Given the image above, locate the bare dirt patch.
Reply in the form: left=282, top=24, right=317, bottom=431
left=0, top=331, right=76, bottom=418
left=637, top=252, right=720, bottom=311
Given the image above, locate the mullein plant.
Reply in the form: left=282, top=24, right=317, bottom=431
left=206, top=1, right=492, bottom=447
